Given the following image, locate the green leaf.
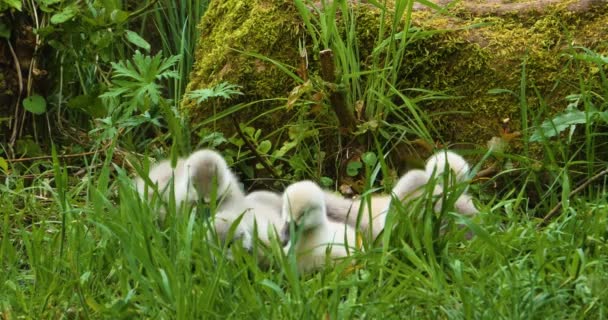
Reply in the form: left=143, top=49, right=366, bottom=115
left=39, top=0, right=62, bottom=5
left=0, top=156, right=8, bottom=173
left=362, top=152, right=377, bottom=166
left=320, top=176, right=333, bottom=188
left=274, top=140, right=297, bottom=158
left=257, top=140, right=272, bottom=154
left=110, top=9, right=129, bottom=23
left=51, top=5, right=78, bottom=24
left=2, top=0, right=21, bottom=11
left=68, top=94, right=106, bottom=118
left=125, top=30, right=150, bottom=51
left=346, top=161, right=362, bottom=177
left=187, top=82, right=243, bottom=104
left=22, top=95, right=47, bottom=114
left=530, top=108, right=591, bottom=142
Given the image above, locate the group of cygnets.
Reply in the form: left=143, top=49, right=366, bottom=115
left=134, top=149, right=478, bottom=273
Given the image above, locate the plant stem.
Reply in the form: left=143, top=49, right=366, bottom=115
left=539, top=167, right=608, bottom=227
left=320, top=49, right=356, bottom=133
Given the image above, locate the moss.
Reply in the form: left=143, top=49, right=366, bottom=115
left=183, top=0, right=608, bottom=153
left=396, top=5, right=608, bottom=148
left=182, top=0, right=302, bottom=130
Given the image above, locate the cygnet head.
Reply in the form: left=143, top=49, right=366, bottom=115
left=453, top=193, right=478, bottom=216
left=425, top=150, right=470, bottom=183
left=211, top=215, right=253, bottom=250
left=281, top=181, right=327, bottom=240
left=185, top=149, right=235, bottom=203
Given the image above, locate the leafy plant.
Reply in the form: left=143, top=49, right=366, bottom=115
left=101, top=51, right=181, bottom=114
left=530, top=96, right=608, bottom=142
left=93, top=50, right=187, bottom=154
left=187, top=82, right=243, bottom=103
left=22, top=95, right=47, bottom=115
left=0, top=0, right=20, bottom=11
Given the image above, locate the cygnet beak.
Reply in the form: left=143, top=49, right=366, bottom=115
left=280, top=223, right=290, bottom=247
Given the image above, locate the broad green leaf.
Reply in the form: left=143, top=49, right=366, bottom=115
left=2, top=0, right=21, bottom=10
left=125, top=30, right=150, bottom=51
left=346, top=161, right=362, bottom=177
left=286, top=80, right=312, bottom=110
left=0, top=156, right=7, bottom=172
left=274, top=140, right=297, bottom=158
left=187, top=82, right=242, bottom=103
left=362, top=152, right=377, bottom=166
left=51, top=5, right=78, bottom=24
left=15, top=138, right=43, bottom=156
left=37, top=0, right=61, bottom=11
left=38, top=0, right=62, bottom=5
left=68, top=94, right=106, bottom=118
left=257, top=140, right=272, bottom=154
left=320, top=176, right=333, bottom=188
left=110, top=9, right=129, bottom=23
left=530, top=108, right=591, bottom=142
left=22, top=95, right=47, bottom=114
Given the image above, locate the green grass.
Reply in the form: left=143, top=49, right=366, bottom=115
left=1, top=143, right=607, bottom=318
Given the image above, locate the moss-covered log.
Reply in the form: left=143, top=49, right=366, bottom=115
left=183, top=0, right=608, bottom=159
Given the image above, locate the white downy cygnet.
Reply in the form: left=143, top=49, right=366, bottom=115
left=324, top=150, right=478, bottom=239
left=185, top=149, right=245, bottom=208
left=134, top=149, right=286, bottom=256
left=323, top=169, right=432, bottom=241
left=424, top=150, right=477, bottom=216
left=209, top=196, right=285, bottom=262
left=281, top=181, right=359, bottom=273
left=425, top=150, right=470, bottom=184
left=186, top=150, right=286, bottom=256
left=133, top=149, right=245, bottom=218
left=134, top=157, right=196, bottom=220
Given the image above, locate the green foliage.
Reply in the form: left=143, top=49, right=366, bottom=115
left=187, top=82, right=243, bottom=103
left=530, top=48, right=608, bottom=143
left=0, top=0, right=211, bottom=153
left=124, top=30, right=151, bottom=51
left=0, top=0, right=20, bottom=11
left=346, top=160, right=362, bottom=177
left=530, top=99, right=607, bottom=142
left=0, top=156, right=7, bottom=172
left=101, top=51, right=180, bottom=113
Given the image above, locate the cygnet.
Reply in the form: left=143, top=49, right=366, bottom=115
left=281, top=180, right=359, bottom=273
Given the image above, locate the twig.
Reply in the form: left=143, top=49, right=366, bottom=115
left=7, top=39, right=23, bottom=150
left=127, top=0, right=159, bottom=20
left=473, top=164, right=499, bottom=181
left=539, top=167, right=608, bottom=228
left=319, top=49, right=357, bottom=133
left=230, top=116, right=282, bottom=181
left=6, top=148, right=107, bottom=163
